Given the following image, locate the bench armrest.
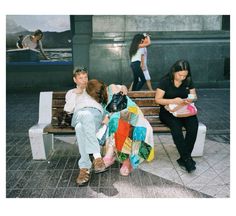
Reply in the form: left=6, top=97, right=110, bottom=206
left=38, top=91, right=53, bottom=124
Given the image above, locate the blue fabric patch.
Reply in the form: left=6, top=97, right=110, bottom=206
left=132, top=126, right=146, bottom=141
left=130, top=154, right=140, bottom=169
left=108, top=112, right=120, bottom=135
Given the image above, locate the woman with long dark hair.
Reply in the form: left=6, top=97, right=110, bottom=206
left=129, top=34, right=146, bottom=91
left=155, top=60, right=199, bottom=173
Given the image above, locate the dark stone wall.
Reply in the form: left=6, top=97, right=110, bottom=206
left=72, top=15, right=230, bottom=88
left=88, top=31, right=229, bottom=88
left=6, top=63, right=73, bottom=92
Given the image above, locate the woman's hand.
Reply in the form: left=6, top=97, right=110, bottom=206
left=173, top=97, right=185, bottom=105
left=184, top=98, right=193, bottom=104
left=120, top=85, right=128, bottom=95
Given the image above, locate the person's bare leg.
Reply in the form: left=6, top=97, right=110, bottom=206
left=105, top=145, right=114, bottom=158
left=146, top=80, right=154, bottom=91
left=129, top=82, right=133, bottom=91
left=103, top=145, right=115, bottom=167
left=120, top=158, right=133, bottom=176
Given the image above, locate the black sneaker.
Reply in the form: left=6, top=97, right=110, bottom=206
left=177, top=157, right=196, bottom=167
left=184, top=158, right=196, bottom=173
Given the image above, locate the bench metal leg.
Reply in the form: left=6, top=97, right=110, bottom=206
left=191, top=122, right=207, bottom=157
left=29, top=125, right=54, bottom=160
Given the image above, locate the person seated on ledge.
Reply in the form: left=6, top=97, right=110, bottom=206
left=64, top=67, right=108, bottom=186
left=155, top=59, right=198, bottom=173
left=22, top=29, right=49, bottom=60
left=86, top=79, right=154, bottom=176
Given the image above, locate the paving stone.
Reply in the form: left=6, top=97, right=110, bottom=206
left=7, top=189, right=22, bottom=198
left=63, top=187, right=77, bottom=198
left=57, top=169, right=73, bottom=188
left=40, top=188, right=56, bottom=198
left=53, top=188, right=66, bottom=198
left=75, top=187, right=88, bottom=198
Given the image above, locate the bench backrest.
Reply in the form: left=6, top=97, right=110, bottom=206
left=47, top=91, right=170, bottom=133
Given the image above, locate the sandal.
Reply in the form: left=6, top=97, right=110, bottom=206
left=93, top=157, right=107, bottom=173
left=120, top=159, right=133, bottom=176
left=103, top=156, right=115, bottom=168
left=76, top=168, right=90, bottom=186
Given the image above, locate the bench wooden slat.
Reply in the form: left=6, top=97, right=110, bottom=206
left=128, top=91, right=156, bottom=98
left=140, top=107, right=160, bottom=115
left=44, top=125, right=75, bottom=134
left=145, top=116, right=161, bottom=123
left=52, top=99, right=65, bottom=108
left=132, top=98, right=158, bottom=107
left=53, top=92, right=66, bottom=99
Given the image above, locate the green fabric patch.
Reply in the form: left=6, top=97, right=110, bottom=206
left=138, top=141, right=152, bottom=160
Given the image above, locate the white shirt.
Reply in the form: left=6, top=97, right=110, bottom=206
left=143, top=47, right=148, bottom=70
left=64, top=89, right=104, bottom=114
left=22, top=35, right=43, bottom=50
left=131, top=48, right=145, bottom=62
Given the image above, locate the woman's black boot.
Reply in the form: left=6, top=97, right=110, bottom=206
left=177, top=157, right=196, bottom=167
left=184, top=158, right=196, bottom=173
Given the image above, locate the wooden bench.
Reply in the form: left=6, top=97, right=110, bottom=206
left=29, top=91, right=207, bottom=160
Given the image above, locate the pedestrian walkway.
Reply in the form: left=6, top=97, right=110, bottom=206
left=6, top=89, right=230, bottom=198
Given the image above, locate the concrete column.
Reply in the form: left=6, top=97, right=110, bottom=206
left=71, top=15, right=92, bottom=69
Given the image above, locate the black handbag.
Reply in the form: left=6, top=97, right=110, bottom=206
left=58, top=111, right=73, bottom=128
left=106, top=91, right=128, bottom=113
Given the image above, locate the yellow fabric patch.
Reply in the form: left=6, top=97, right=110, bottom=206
left=121, top=137, right=132, bottom=155
left=128, top=106, right=138, bottom=114
left=147, top=148, right=154, bottom=162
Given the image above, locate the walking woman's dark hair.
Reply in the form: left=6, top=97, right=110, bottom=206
left=166, top=60, right=192, bottom=86
left=86, top=79, right=108, bottom=105
left=129, top=34, right=145, bottom=59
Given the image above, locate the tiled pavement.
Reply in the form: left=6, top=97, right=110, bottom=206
left=5, top=89, right=230, bottom=198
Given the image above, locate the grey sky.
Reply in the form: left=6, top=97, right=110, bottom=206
left=7, top=15, right=70, bottom=32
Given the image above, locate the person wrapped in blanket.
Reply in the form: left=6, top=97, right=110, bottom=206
left=86, top=79, right=154, bottom=176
